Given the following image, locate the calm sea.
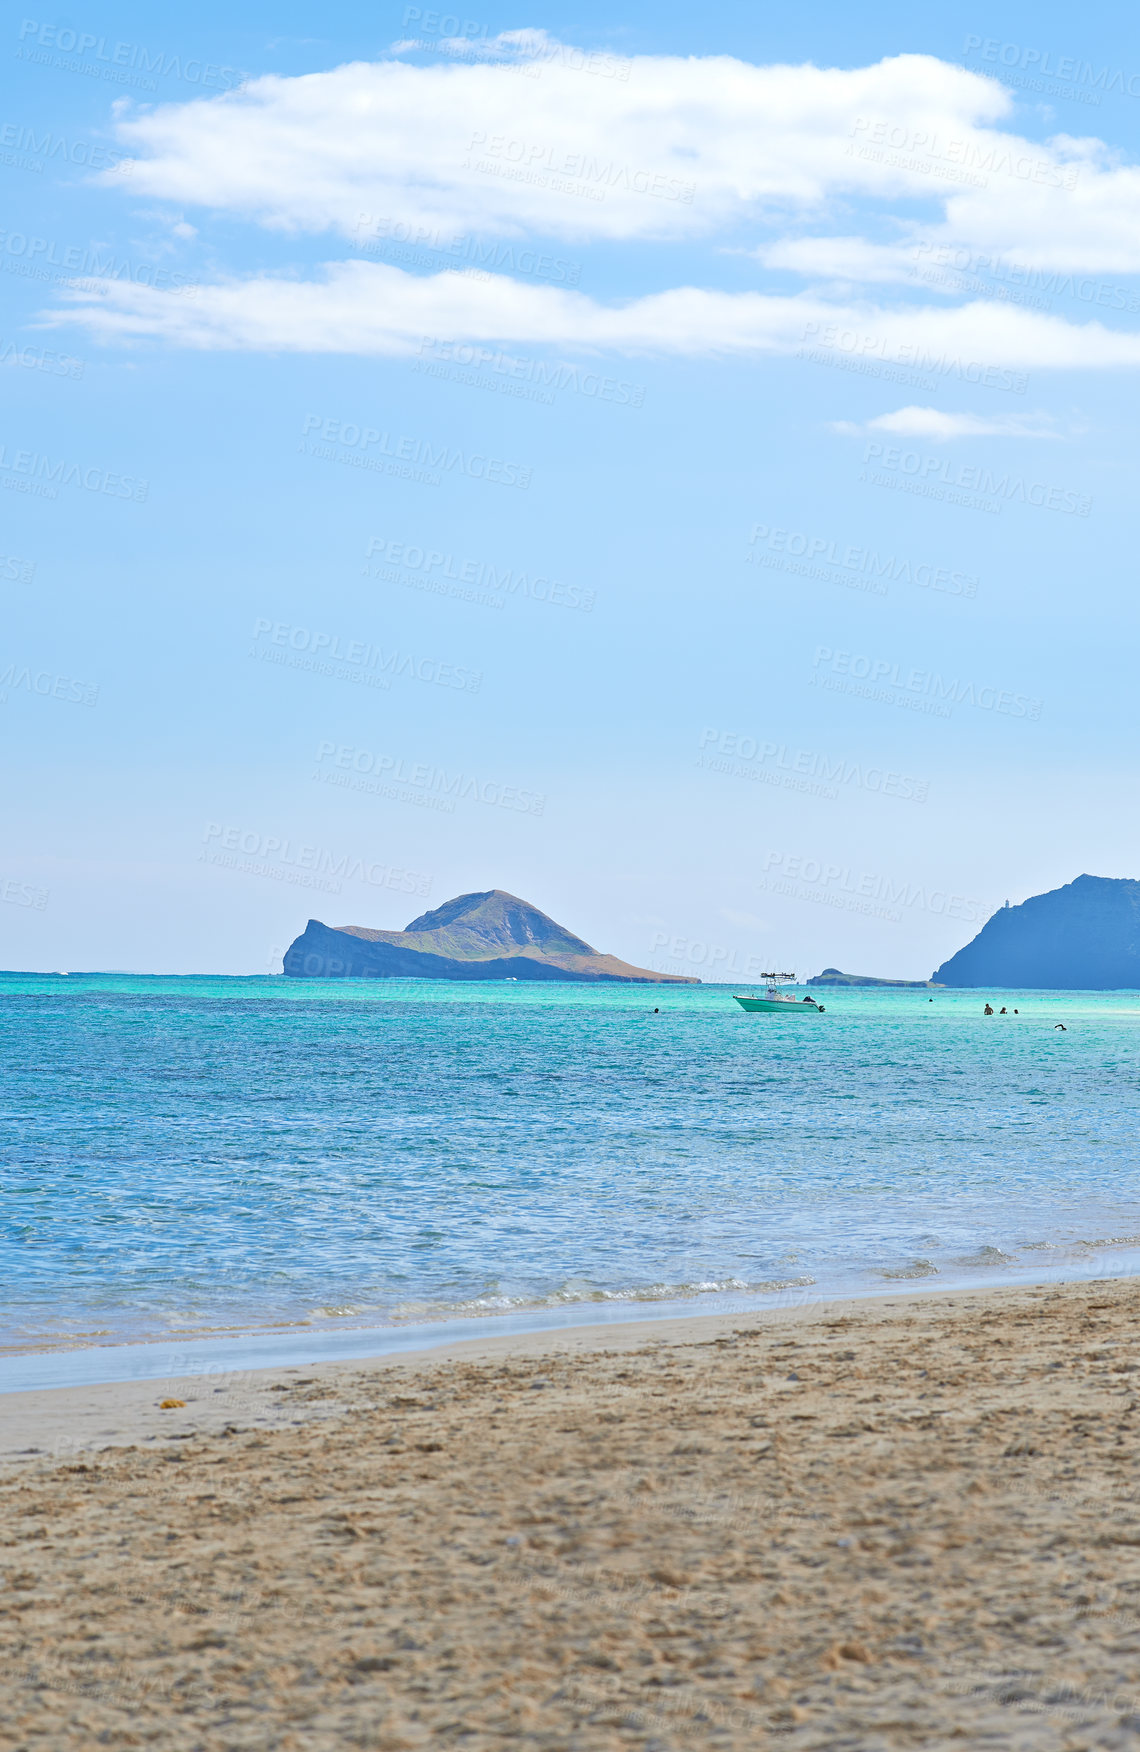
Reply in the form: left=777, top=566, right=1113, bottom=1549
left=4, top=974, right=1140, bottom=1367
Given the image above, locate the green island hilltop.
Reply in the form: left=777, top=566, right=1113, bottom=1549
left=284, top=890, right=699, bottom=983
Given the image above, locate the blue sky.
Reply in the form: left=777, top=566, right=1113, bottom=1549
left=2, top=0, right=1138, bottom=977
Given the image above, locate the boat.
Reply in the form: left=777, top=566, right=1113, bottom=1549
left=734, top=973, right=824, bottom=1014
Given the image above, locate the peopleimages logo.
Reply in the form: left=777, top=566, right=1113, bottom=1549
left=251, top=618, right=483, bottom=694
left=0, top=121, right=131, bottom=172
left=353, top=215, right=581, bottom=285
left=0, top=660, right=98, bottom=706
left=911, top=243, right=1140, bottom=313
left=748, top=524, right=978, bottom=598
left=416, top=337, right=645, bottom=407
left=314, top=741, right=545, bottom=815
left=862, top=443, right=1092, bottom=517
left=200, top=825, right=431, bottom=897
left=804, top=322, right=1028, bottom=393
left=760, top=851, right=993, bottom=926
left=365, top=537, right=595, bottom=611
left=0, top=229, right=197, bottom=294
left=848, top=116, right=1080, bottom=190
left=811, top=647, right=1042, bottom=720
left=697, top=728, right=929, bottom=803
left=648, top=933, right=770, bottom=978
left=401, top=8, right=633, bottom=80
left=300, top=414, right=532, bottom=490
left=0, top=443, right=147, bottom=502
left=963, top=34, right=1140, bottom=100
left=1, top=875, right=48, bottom=910
left=0, top=339, right=83, bottom=378
left=466, top=132, right=695, bottom=203
left=15, top=20, right=246, bottom=91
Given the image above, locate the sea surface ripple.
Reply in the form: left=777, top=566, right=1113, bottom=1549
left=3, top=974, right=1140, bottom=1351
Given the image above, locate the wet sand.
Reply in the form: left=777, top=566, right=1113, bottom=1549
left=4, top=1276, right=1140, bottom=1749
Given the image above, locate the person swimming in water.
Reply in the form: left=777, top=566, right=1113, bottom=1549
left=1055, top=1022, right=1067, bottom=1030
left=984, top=1003, right=994, bottom=1015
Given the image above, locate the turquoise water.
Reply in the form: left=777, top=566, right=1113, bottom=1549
left=4, top=973, right=1140, bottom=1356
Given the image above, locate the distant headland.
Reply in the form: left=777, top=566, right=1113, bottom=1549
left=932, top=874, right=1140, bottom=989
left=807, top=969, right=942, bottom=989
left=284, top=891, right=699, bottom=983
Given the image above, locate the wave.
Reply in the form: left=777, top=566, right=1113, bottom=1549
left=387, top=1274, right=818, bottom=1323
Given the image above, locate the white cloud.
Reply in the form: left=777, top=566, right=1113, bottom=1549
left=832, top=406, right=1062, bottom=440
left=44, top=260, right=1140, bottom=370
left=97, top=42, right=1140, bottom=276
left=757, top=237, right=917, bottom=283
left=103, top=48, right=1055, bottom=246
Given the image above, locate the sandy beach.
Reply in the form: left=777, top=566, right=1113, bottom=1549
left=3, top=1276, right=1140, bottom=1749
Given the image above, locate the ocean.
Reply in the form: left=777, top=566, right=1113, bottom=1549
left=4, top=973, right=1140, bottom=1381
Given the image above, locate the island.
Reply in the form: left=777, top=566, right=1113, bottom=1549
left=806, top=968, right=942, bottom=988
left=283, top=890, right=699, bottom=982
left=932, top=874, right=1140, bottom=988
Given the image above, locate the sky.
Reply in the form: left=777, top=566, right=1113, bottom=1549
left=2, top=0, right=1139, bottom=979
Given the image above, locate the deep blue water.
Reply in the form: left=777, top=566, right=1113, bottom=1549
left=3, top=974, right=1140, bottom=1352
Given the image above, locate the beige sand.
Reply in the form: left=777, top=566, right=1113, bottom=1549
left=3, top=1277, right=1140, bottom=1749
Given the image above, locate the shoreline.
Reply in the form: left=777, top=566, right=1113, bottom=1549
left=5, top=1248, right=1140, bottom=1399
left=1, top=1266, right=1134, bottom=1467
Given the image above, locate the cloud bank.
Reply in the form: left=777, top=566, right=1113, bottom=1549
left=40, top=40, right=1140, bottom=364
left=46, top=260, right=1140, bottom=370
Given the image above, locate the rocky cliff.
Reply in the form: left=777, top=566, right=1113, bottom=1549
left=283, top=890, right=699, bottom=983
left=932, top=874, right=1140, bottom=988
